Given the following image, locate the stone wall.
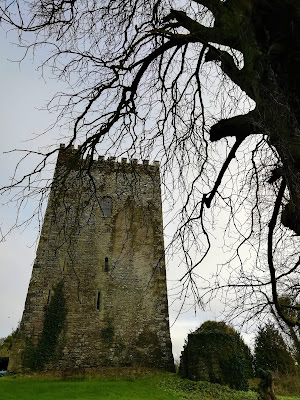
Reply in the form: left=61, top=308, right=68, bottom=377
left=9, top=145, right=174, bottom=372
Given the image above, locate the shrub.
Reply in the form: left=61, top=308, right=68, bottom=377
left=0, top=327, right=19, bottom=356
left=179, top=321, right=253, bottom=390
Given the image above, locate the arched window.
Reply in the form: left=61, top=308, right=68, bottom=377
left=100, top=196, right=112, bottom=217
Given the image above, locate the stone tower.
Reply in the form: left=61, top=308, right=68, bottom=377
left=9, top=145, right=174, bottom=372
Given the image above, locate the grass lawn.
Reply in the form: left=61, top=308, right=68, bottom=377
left=0, top=373, right=299, bottom=400
left=0, top=376, right=181, bottom=400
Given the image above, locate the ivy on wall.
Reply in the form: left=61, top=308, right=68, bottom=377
left=101, top=322, right=115, bottom=345
left=23, top=281, right=67, bottom=371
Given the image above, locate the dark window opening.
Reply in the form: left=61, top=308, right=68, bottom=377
left=96, top=291, right=101, bottom=310
left=0, top=357, right=9, bottom=371
left=100, top=196, right=112, bottom=217
left=104, top=257, right=109, bottom=272
left=47, top=290, right=51, bottom=304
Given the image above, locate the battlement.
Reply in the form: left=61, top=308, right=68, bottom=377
left=59, top=143, right=159, bottom=168
left=9, top=140, right=174, bottom=374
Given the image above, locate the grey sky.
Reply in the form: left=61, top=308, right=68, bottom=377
left=0, top=27, right=255, bottom=361
left=1, top=28, right=58, bottom=339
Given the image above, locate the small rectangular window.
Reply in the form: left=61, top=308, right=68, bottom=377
left=104, top=257, right=109, bottom=272
left=100, top=196, right=112, bottom=217
left=47, top=290, right=51, bottom=304
left=96, top=291, right=101, bottom=310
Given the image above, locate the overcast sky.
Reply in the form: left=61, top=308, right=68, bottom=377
left=0, top=27, right=61, bottom=342
left=0, top=27, right=255, bottom=361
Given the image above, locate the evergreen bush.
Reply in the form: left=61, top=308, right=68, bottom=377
left=179, top=321, right=253, bottom=390
left=254, top=323, right=296, bottom=376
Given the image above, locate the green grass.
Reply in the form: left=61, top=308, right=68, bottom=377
left=0, top=373, right=299, bottom=400
left=0, top=376, right=179, bottom=400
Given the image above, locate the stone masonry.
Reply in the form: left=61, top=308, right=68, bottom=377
left=9, top=145, right=174, bottom=372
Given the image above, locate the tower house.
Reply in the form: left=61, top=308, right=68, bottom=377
left=9, top=145, right=174, bottom=372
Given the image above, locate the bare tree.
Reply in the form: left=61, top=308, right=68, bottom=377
left=1, top=0, right=299, bottom=346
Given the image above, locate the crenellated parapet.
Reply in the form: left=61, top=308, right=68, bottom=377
left=57, top=143, right=160, bottom=170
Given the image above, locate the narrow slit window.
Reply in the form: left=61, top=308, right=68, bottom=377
left=47, top=290, right=51, bottom=304
left=63, top=259, right=67, bottom=271
left=96, top=291, right=101, bottom=311
left=104, top=257, right=109, bottom=272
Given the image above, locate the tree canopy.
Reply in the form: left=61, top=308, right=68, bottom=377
left=254, top=323, right=296, bottom=375
left=1, top=0, right=299, bottom=346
